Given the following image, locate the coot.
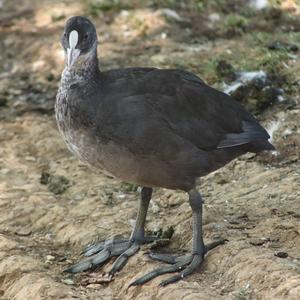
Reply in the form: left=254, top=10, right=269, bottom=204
left=56, top=16, right=275, bottom=286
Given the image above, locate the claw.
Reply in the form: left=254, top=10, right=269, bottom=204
left=204, top=239, right=227, bottom=253
left=159, top=274, right=181, bottom=286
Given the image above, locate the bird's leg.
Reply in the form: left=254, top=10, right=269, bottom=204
left=129, top=189, right=226, bottom=287
left=65, top=187, right=158, bottom=274
left=129, top=187, right=155, bottom=243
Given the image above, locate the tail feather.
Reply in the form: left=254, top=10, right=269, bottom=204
left=217, top=120, right=274, bottom=151
left=250, top=140, right=276, bottom=153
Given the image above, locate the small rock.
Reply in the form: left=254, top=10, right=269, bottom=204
left=161, top=226, right=174, bottom=239
left=86, top=284, right=99, bottom=289
left=0, top=168, right=10, bottom=175
left=249, top=238, right=267, bottom=246
left=268, top=41, right=298, bottom=52
left=61, top=278, right=75, bottom=285
left=128, top=218, right=135, bottom=229
left=15, top=228, right=32, bottom=236
left=249, top=0, right=268, bottom=10
left=46, top=73, right=55, bottom=82
left=116, top=193, right=126, bottom=199
left=0, top=96, right=7, bottom=106
left=159, top=9, right=190, bottom=24
left=32, top=60, right=46, bottom=72
left=150, top=238, right=171, bottom=249
left=275, top=251, right=288, bottom=258
left=81, top=274, right=113, bottom=286
left=74, top=194, right=83, bottom=201
left=209, top=13, right=220, bottom=22
left=25, top=156, right=36, bottom=162
left=46, top=255, right=55, bottom=261
left=40, top=171, right=50, bottom=184
left=151, top=202, right=160, bottom=213
left=268, top=242, right=281, bottom=249
left=215, top=175, right=230, bottom=185
left=161, top=32, right=167, bottom=39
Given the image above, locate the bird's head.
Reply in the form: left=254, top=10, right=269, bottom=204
left=61, top=16, right=97, bottom=68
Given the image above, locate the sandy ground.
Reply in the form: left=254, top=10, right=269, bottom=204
left=0, top=0, right=300, bottom=299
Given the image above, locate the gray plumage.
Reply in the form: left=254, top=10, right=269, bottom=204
left=56, top=16, right=275, bottom=285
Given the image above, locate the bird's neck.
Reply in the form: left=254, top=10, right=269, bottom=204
left=61, top=48, right=101, bottom=88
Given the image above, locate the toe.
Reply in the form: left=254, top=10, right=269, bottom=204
left=82, top=242, right=105, bottom=257
left=129, top=260, right=188, bottom=286
left=159, top=274, right=182, bottom=286
left=149, top=253, right=176, bottom=264
left=91, top=249, right=111, bottom=265
left=159, top=254, right=203, bottom=286
left=64, top=258, right=93, bottom=273
left=204, top=239, right=227, bottom=253
left=109, top=244, right=140, bottom=276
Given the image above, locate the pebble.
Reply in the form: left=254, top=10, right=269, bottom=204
left=46, top=255, right=55, bottom=262
left=151, top=202, right=160, bottom=213
left=249, top=238, right=267, bottom=246
left=15, top=228, right=32, bottom=236
left=275, top=251, right=288, bottom=258
left=209, top=13, right=220, bottom=22
left=61, top=278, right=75, bottom=285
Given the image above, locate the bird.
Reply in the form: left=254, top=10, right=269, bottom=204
left=55, top=16, right=275, bottom=287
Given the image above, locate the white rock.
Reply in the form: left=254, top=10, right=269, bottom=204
left=159, top=9, right=190, bottom=23
left=249, top=0, right=268, bottom=10
left=209, top=13, right=220, bottom=22
left=32, top=60, right=46, bottom=72
left=61, top=278, right=75, bottom=285
left=46, top=255, right=55, bottom=262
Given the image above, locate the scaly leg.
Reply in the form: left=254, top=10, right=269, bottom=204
left=129, top=189, right=226, bottom=287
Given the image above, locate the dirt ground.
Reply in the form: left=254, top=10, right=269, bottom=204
left=0, top=0, right=300, bottom=299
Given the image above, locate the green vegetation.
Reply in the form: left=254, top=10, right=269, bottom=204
left=224, top=14, right=249, bottom=32
left=84, top=0, right=131, bottom=15
left=83, top=0, right=228, bottom=14
left=148, top=226, right=175, bottom=239
left=120, top=182, right=139, bottom=192
left=40, top=172, right=71, bottom=195
left=51, top=13, right=66, bottom=22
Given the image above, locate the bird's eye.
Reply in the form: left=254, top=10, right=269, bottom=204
left=63, top=32, right=67, bottom=38
left=83, top=34, right=88, bottom=40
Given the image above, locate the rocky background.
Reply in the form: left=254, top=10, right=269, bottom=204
left=0, top=0, right=299, bottom=299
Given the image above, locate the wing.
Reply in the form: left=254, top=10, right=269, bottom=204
left=97, top=68, right=273, bottom=155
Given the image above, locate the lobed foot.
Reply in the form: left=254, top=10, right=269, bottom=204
left=129, top=239, right=226, bottom=287
left=65, top=235, right=158, bottom=275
